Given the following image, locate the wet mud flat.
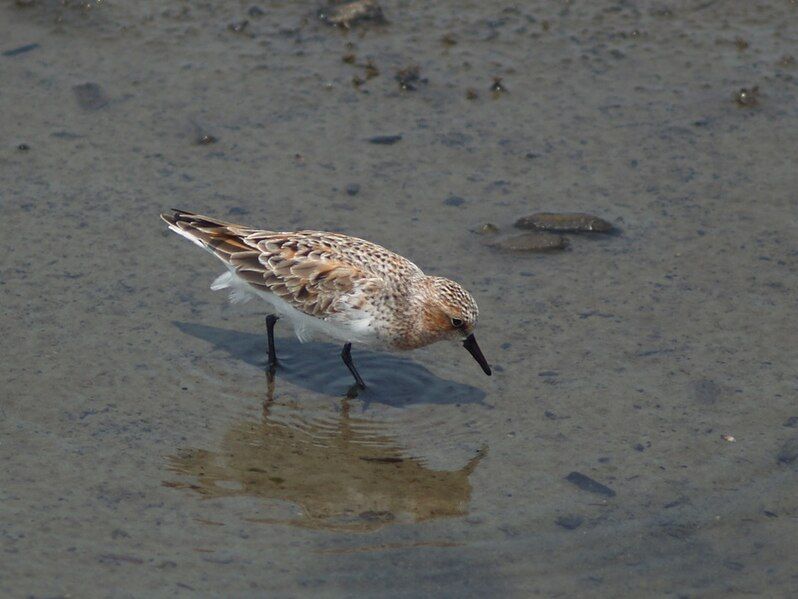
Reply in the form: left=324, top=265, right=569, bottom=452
left=1, top=0, right=798, bottom=597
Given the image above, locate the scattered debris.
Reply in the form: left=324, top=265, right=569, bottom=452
left=721, top=434, right=736, bottom=442
left=395, top=65, right=424, bottom=91
left=734, top=86, right=759, bottom=107
left=490, top=77, right=508, bottom=96
left=2, top=43, right=39, bottom=57
left=490, top=232, right=567, bottom=252
left=565, top=471, right=616, bottom=497
left=318, top=0, right=385, bottom=28
left=368, top=134, right=402, bottom=145
left=515, top=212, right=613, bottom=233
left=555, top=515, right=583, bottom=530
left=228, top=20, right=249, bottom=33
left=72, top=82, right=108, bottom=111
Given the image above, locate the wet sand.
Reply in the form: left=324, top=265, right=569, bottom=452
left=1, top=1, right=797, bottom=596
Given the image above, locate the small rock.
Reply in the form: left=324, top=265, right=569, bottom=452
left=515, top=212, right=613, bottom=233
left=248, top=6, right=264, bottom=17
left=490, top=77, right=507, bottom=95
left=734, top=86, right=759, bottom=107
left=473, top=223, right=499, bottom=235
left=342, top=52, right=356, bottom=64
left=395, top=65, right=424, bottom=91
left=721, top=433, right=736, bottom=442
left=368, top=134, right=402, bottom=145
left=318, top=0, right=385, bottom=28
left=73, top=82, right=108, bottom=111
left=364, top=60, right=379, bottom=79
left=734, top=37, right=749, bottom=51
left=444, top=195, right=465, bottom=207
left=490, top=232, right=567, bottom=252
left=17, top=143, right=29, bottom=151
left=555, top=515, right=583, bottom=530
left=776, top=436, right=798, bottom=465
left=441, top=33, right=457, bottom=46
left=782, top=416, right=798, bottom=428
left=565, top=471, right=616, bottom=497
left=345, top=183, right=360, bottom=196
left=466, top=88, right=478, bottom=100
left=197, top=134, right=218, bottom=145
left=228, top=20, right=249, bottom=33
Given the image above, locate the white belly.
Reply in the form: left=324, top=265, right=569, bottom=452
left=210, top=270, right=377, bottom=346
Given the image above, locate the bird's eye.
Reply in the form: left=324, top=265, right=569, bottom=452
left=451, top=317, right=464, bottom=328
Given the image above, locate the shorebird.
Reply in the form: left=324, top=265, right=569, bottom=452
left=161, top=210, right=491, bottom=389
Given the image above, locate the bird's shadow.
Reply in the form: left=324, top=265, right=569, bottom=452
left=173, top=321, right=487, bottom=408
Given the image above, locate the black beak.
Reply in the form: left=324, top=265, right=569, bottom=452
left=462, top=334, right=492, bottom=376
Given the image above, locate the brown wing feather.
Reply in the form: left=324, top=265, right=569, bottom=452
left=161, top=210, right=392, bottom=317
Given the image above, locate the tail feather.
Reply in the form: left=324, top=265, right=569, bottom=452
left=160, top=209, right=261, bottom=262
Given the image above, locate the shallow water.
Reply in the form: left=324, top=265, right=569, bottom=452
left=2, top=0, right=797, bottom=596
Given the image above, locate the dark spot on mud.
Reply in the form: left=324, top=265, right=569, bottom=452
left=444, top=195, right=465, bottom=207
left=783, top=416, right=798, bottom=428
left=555, top=515, right=583, bottom=530
left=441, top=33, right=457, bottom=46
left=565, top=472, right=616, bottom=497
left=17, top=143, right=30, bottom=151
left=776, top=436, right=798, bottom=466
left=778, top=54, right=796, bottom=67
left=247, top=6, right=264, bottom=17
left=345, top=183, right=360, bottom=196
left=197, top=134, right=218, bottom=145
left=368, top=134, right=402, bottom=145
left=734, top=86, right=759, bottom=107
left=228, top=20, right=249, bottom=33
left=515, top=212, right=613, bottom=233
left=342, top=53, right=356, bottom=64
left=395, top=65, right=425, bottom=91
left=3, top=42, right=39, bottom=57
left=490, top=77, right=507, bottom=96
left=466, top=88, right=478, bottom=100
left=490, top=232, right=567, bottom=252
left=364, top=60, right=379, bottom=79
left=73, top=82, right=108, bottom=111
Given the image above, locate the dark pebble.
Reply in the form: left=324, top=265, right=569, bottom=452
left=248, top=6, right=264, bottom=17
left=368, top=134, right=402, bottom=145
left=490, top=232, right=567, bottom=252
left=444, top=195, right=465, bottom=207
left=515, top=212, right=613, bottom=233
left=490, top=77, right=507, bottom=94
left=73, top=82, right=108, bottom=111
left=555, top=515, right=583, bottom=530
left=228, top=20, right=249, bottom=33
left=734, top=86, right=759, bottom=107
left=2, top=42, right=39, bottom=57
left=776, top=436, right=798, bottom=465
left=783, top=416, right=798, bottom=428
left=197, top=134, right=218, bottom=145
left=565, top=471, right=616, bottom=497
left=17, top=143, right=29, bottom=151
left=346, top=184, right=360, bottom=196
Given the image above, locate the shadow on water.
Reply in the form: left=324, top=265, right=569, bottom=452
left=164, top=376, right=487, bottom=532
left=174, top=321, right=486, bottom=407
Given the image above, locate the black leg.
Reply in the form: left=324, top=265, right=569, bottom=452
left=266, top=314, right=278, bottom=367
left=341, top=342, right=366, bottom=389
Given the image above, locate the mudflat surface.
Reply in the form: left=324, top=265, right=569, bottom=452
left=1, top=1, right=797, bottom=596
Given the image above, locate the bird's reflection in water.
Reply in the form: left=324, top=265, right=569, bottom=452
left=164, top=375, right=486, bottom=532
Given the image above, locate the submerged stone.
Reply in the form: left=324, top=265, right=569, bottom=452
left=490, top=232, right=567, bottom=252
left=515, top=212, right=613, bottom=233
